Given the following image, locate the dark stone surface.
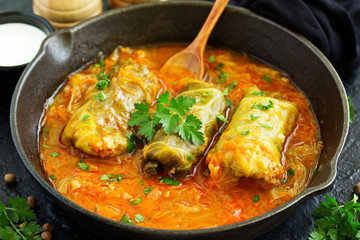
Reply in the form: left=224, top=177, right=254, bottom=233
left=0, top=1, right=359, bottom=240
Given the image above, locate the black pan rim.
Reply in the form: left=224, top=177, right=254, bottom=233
left=10, top=1, right=349, bottom=237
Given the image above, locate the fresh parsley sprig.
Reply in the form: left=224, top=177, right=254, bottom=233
left=128, top=91, right=204, bottom=144
left=0, top=197, right=42, bottom=240
left=309, top=194, right=360, bottom=240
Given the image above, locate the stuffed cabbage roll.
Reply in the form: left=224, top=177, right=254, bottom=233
left=206, top=86, right=298, bottom=185
left=143, top=79, right=226, bottom=175
left=61, top=59, right=157, bottom=158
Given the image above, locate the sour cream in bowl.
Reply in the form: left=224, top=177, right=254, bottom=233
left=0, top=12, right=53, bottom=71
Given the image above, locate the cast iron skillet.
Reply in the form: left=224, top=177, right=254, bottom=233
left=10, top=2, right=349, bottom=239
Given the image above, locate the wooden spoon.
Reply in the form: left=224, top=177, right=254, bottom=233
left=161, top=0, right=229, bottom=79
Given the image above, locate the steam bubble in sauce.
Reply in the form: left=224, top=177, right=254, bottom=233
left=0, top=23, right=47, bottom=67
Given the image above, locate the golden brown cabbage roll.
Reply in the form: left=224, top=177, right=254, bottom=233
left=61, top=59, right=157, bottom=158
left=143, top=79, right=226, bottom=175
left=206, top=86, right=298, bottom=185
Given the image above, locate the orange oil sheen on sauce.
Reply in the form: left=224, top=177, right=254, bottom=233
left=39, top=46, right=322, bottom=229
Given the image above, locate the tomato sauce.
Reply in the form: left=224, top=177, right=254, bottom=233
left=39, top=46, right=322, bottom=229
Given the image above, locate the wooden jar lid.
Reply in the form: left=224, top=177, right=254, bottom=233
left=33, top=0, right=103, bottom=29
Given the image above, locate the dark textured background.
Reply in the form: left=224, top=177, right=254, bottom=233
left=0, top=0, right=359, bottom=239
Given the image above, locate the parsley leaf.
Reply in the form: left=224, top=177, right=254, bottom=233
left=49, top=174, right=58, bottom=181
left=241, top=130, right=250, bottom=135
left=82, top=115, right=90, bottom=121
left=287, top=168, right=295, bottom=178
left=100, top=174, right=123, bottom=183
left=127, top=134, right=137, bottom=153
left=209, top=55, right=216, bottom=63
left=159, top=177, right=181, bottom=186
left=309, top=194, right=360, bottom=240
left=128, top=103, right=158, bottom=141
left=251, top=101, right=274, bottom=110
left=50, top=152, right=59, bottom=157
left=129, top=197, right=142, bottom=205
left=0, top=197, right=42, bottom=240
left=128, top=102, right=151, bottom=127
left=259, top=123, right=273, bottom=129
left=175, top=114, right=205, bottom=144
left=129, top=92, right=204, bottom=144
left=217, top=72, right=229, bottom=84
left=225, top=98, right=232, bottom=107
left=168, top=96, right=195, bottom=116
left=97, top=91, right=107, bottom=101
left=216, top=115, right=229, bottom=124
left=119, top=214, right=134, bottom=225
left=250, top=91, right=264, bottom=96
left=250, top=113, right=261, bottom=120
left=144, top=187, right=153, bottom=195
left=77, top=162, right=89, bottom=171
left=262, top=74, right=272, bottom=83
left=253, top=195, right=260, bottom=203
left=215, top=62, right=224, bottom=71
left=157, top=91, right=170, bottom=105
left=95, top=71, right=111, bottom=90
left=155, top=107, right=181, bottom=135
left=99, top=59, right=106, bottom=67
left=134, top=214, right=144, bottom=223
left=348, top=96, right=354, bottom=123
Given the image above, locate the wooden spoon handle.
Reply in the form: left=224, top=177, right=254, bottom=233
left=186, top=0, right=229, bottom=55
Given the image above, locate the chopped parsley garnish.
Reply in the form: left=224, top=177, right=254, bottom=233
left=159, top=177, right=181, bottom=186
left=223, top=82, right=238, bottom=95
left=251, top=101, right=274, bottom=110
left=42, top=144, right=51, bottom=149
left=0, top=197, right=42, bottom=240
left=250, top=113, right=261, bottom=120
left=213, top=62, right=229, bottom=84
left=217, top=72, right=229, bottom=84
left=99, top=58, right=106, bottom=67
left=309, top=194, right=360, bottom=240
left=287, top=168, right=295, bottom=178
left=119, top=214, right=134, bottom=225
left=203, top=92, right=210, bottom=97
left=128, top=91, right=204, bottom=144
left=94, top=63, right=100, bottom=68
left=348, top=96, right=354, bottom=123
left=135, top=214, right=145, bottom=223
left=310, top=168, right=317, bottom=173
left=225, top=98, right=232, bottom=107
left=260, top=123, right=273, bottom=129
left=215, top=62, right=224, bottom=71
left=187, top=155, right=194, bottom=161
left=241, top=130, right=250, bottom=135
left=282, top=178, right=288, bottom=184
left=138, top=178, right=144, bottom=185
left=129, top=197, right=142, bottom=205
left=97, top=91, right=107, bottom=101
left=126, top=134, right=136, bottom=153
left=50, top=152, right=59, bottom=157
left=200, top=98, right=207, bottom=103
left=100, top=174, right=123, bottom=183
left=262, top=74, right=272, bottom=83
left=216, top=115, right=229, bottom=124
left=209, top=55, right=216, bottom=63
left=82, top=115, right=90, bottom=121
left=95, top=71, right=111, bottom=90
left=77, top=162, right=89, bottom=171
left=144, top=186, right=153, bottom=195
left=250, top=91, right=264, bottom=96
left=253, top=194, right=260, bottom=203
left=49, top=174, right=58, bottom=181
